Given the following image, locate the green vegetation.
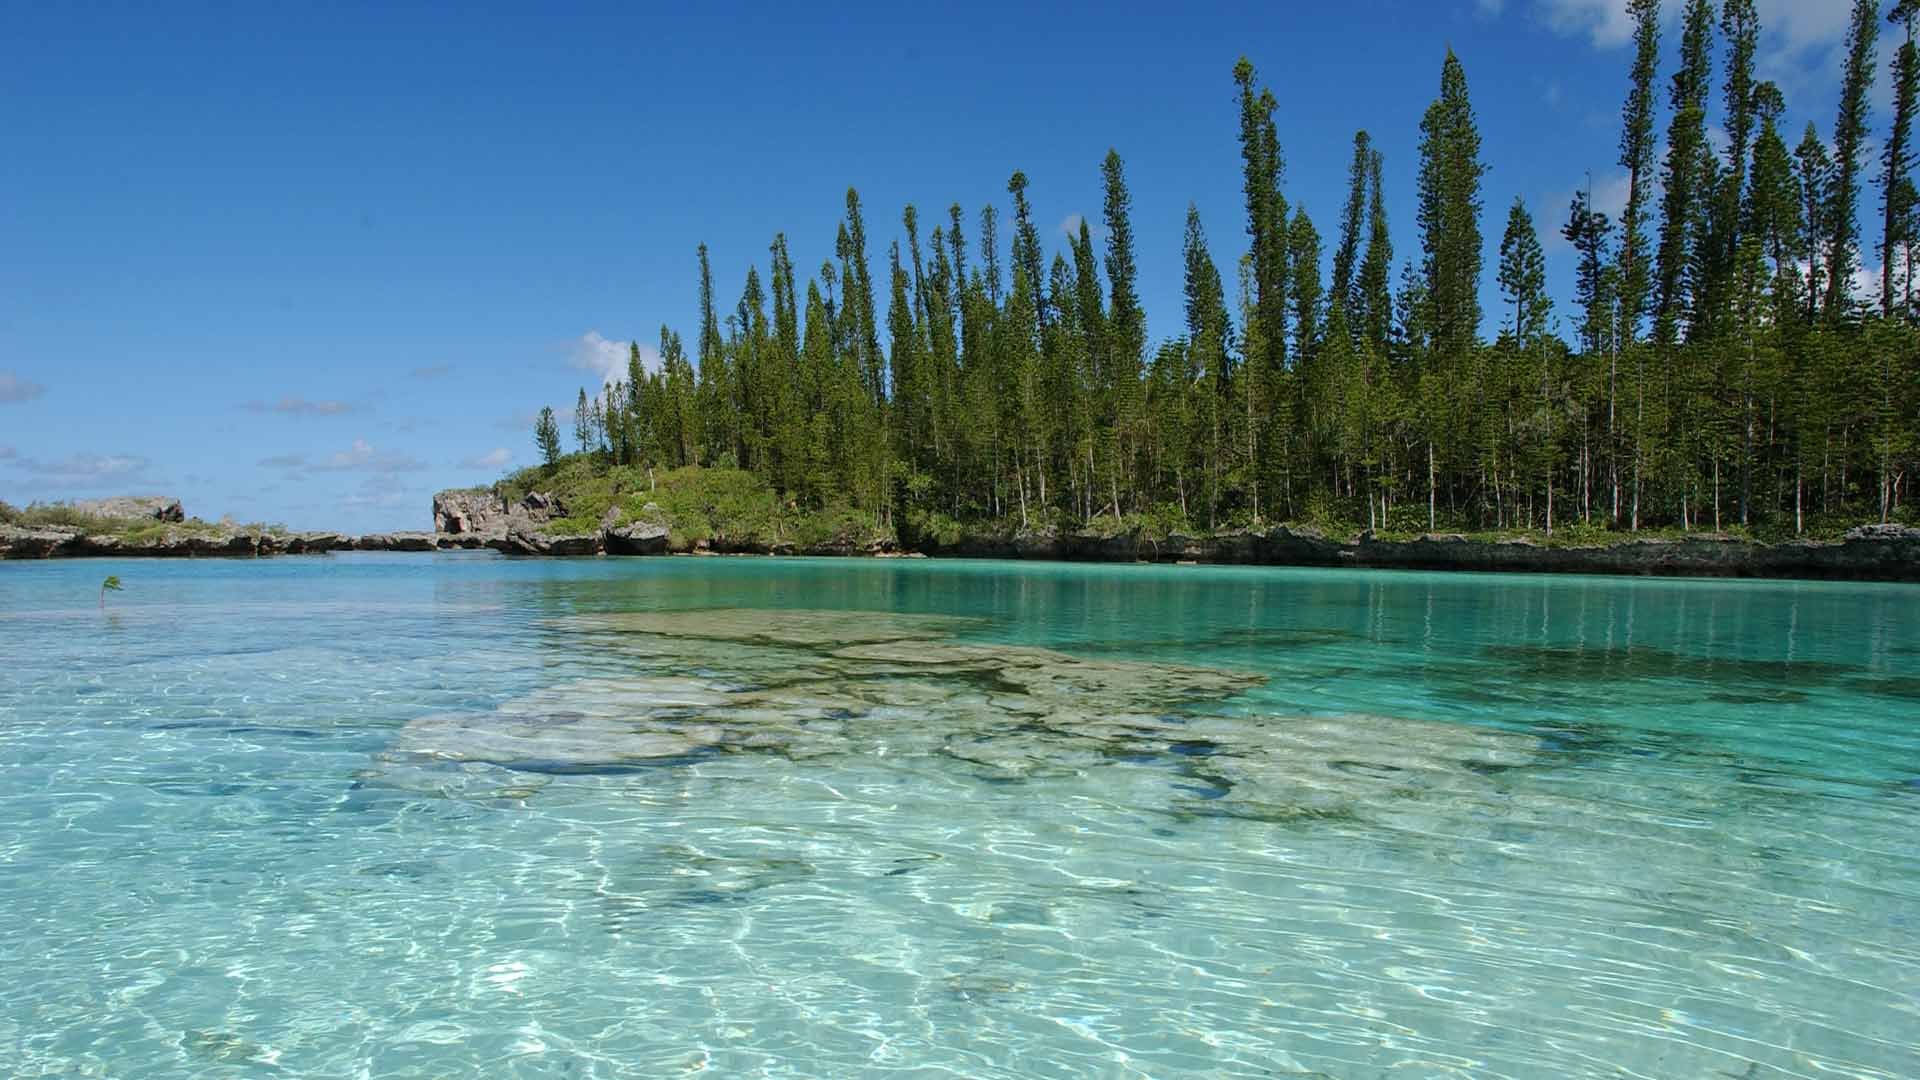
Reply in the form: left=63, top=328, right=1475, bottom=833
left=496, top=460, right=888, bottom=550
left=99, top=575, right=123, bottom=610
left=528, top=25, right=1920, bottom=547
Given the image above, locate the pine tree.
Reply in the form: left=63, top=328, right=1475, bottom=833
left=1008, top=171, right=1048, bottom=328
left=1651, top=0, right=1714, bottom=345
left=1234, top=58, right=1290, bottom=376
left=1418, top=48, right=1485, bottom=363
left=1564, top=188, right=1614, bottom=356
left=1885, top=2, right=1920, bottom=317
left=695, top=243, right=734, bottom=465
left=1499, top=197, right=1555, bottom=530
left=573, top=387, right=592, bottom=453
left=1702, top=0, right=1760, bottom=337
left=1746, top=84, right=1802, bottom=300
left=535, top=406, right=561, bottom=467
left=1101, top=148, right=1145, bottom=517
left=841, top=188, right=885, bottom=406
left=1617, top=0, right=1662, bottom=347
left=1500, top=199, right=1549, bottom=343
left=1290, top=206, right=1323, bottom=366
left=1331, top=132, right=1370, bottom=330
left=1183, top=204, right=1234, bottom=527
left=1798, top=125, right=1835, bottom=322
left=1416, top=48, right=1486, bottom=529
left=1827, top=0, right=1881, bottom=319
left=887, top=239, right=925, bottom=486
left=1359, top=147, right=1394, bottom=354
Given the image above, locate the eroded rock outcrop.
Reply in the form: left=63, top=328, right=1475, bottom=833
left=70, top=496, right=185, bottom=523
left=431, top=489, right=560, bottom=544
left=430, top=489, right=506, bottom=537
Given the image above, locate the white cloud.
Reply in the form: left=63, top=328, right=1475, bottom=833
left=1536, top=0, right=1641, bottom=48
left=1057, top=213, right=1086, bottom=239
left=1755, top=0, right=1853, bottom=61
left=244, top=395, right=358, bottom=416
left=462, top=447, right=512, bottom=469
left=1477, top=0, right=1506, bottom=17
left=0, top=371, right=46, bottom=403
left=310, top=439, right=427, bottom=473
left=1534, top=0, right=1848, bottom=58
left=568, top=331, right=660, bottom=388
left=1853, top=261, right=1883, bottom=306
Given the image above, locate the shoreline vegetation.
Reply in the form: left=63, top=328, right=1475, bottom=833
left=514, top=29, right=1920, bottom=567
left=7, top=468, right=1918, bottom=580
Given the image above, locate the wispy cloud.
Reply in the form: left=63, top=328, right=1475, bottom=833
left=309, top=439, right=427, bottom=473
left=409, top=364, right=455, bottom=380
left=8, top=452, right=153, bottom=487
left=462, top=447, right=513, bottom=469
left=243, top=395, right=359, bottom=416
left=1476, top=0, right=1505, bottom=18
left=341, top=474, right=421, bottom=509
left=0, top=445, right=15, bottom=461
left=257, top=453, right=308, bottom=468
left=1057, top=213, right=1085, bottom=239
left=0, top=371, right=47, bottom=404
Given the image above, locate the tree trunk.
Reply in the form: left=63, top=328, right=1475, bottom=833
left=1427, top=441, right=1436, bottom=531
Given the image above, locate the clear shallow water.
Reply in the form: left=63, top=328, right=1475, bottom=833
left=2, top=554, right=1918, bottom=1079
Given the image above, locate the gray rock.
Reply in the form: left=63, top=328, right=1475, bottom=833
left=281, top=531, right=350, bottom=554
left=1844, top=522, right=1920, bottom=542
left=431, top=489, right=506, bottom=536
left=430, top=487, right=564, bottom=551
left=0, top=523, right=81, bottom=558
left=354, top=532, right=437, bottom=552
left=604, top=521, right=669, bottom=555
left=69, top=496, right=185, bottom=523
left=505, top=525, right=601, bottom=556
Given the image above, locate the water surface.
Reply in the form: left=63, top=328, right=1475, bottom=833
left=3, top=554, right=1917, bottom=1078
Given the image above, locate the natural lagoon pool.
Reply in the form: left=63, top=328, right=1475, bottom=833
left=2, top=553, right=1917, bottom=1079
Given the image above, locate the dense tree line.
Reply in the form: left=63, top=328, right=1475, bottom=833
left=543, top=2, right=1920, bottom=538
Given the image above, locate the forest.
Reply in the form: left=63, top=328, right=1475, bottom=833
left=527, top=0, right=1920, bottom=543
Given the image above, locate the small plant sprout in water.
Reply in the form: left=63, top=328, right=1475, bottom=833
left=99, top=575, right=124, bottom=610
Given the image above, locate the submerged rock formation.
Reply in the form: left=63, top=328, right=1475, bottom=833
left=363, top=606, right=1538, bottom=825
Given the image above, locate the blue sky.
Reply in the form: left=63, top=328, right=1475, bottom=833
left=0, top=0, right=1877, bottom=531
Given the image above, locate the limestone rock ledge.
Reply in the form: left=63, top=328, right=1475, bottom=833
left=0, top=523, right=363, bottom=559
left=911, top=522, right=1920, bottom=581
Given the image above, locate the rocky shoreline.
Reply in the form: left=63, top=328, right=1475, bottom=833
left=4, top=490, right=1919, bottom=581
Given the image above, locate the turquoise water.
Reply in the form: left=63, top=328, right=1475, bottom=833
left=3, top=553, right=1918, bottom=1079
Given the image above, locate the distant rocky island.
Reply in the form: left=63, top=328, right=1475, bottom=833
left=4, top=484, right=1920, bottom=581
